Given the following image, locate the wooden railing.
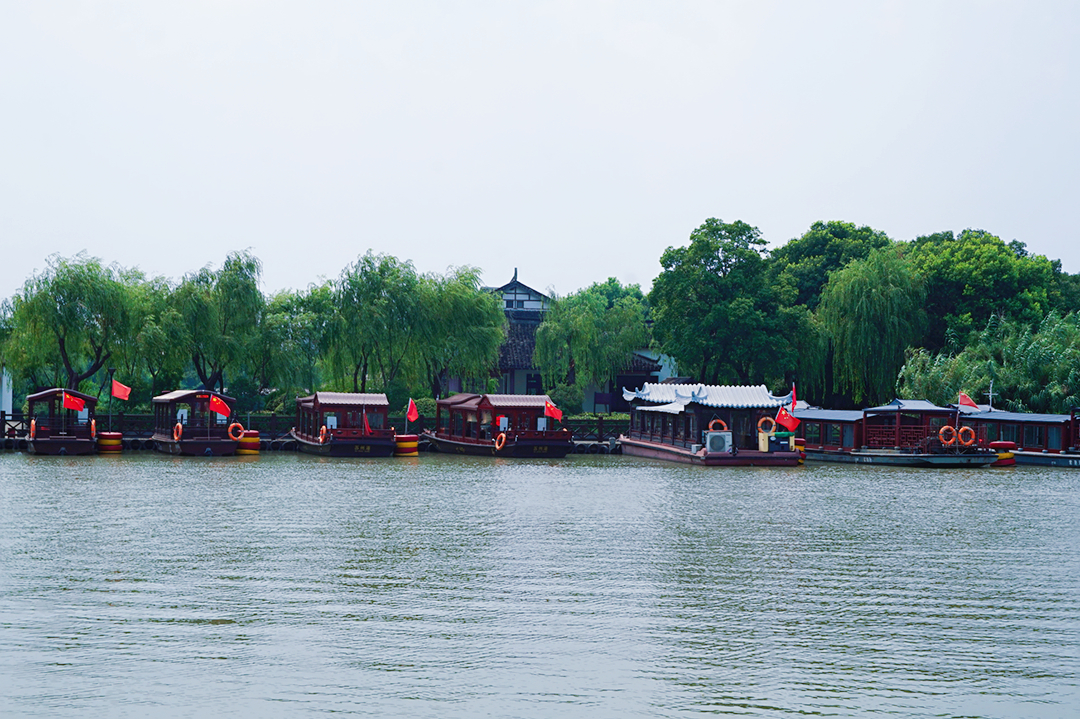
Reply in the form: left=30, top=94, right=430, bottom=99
left=560, top=417, right=630, bottom=441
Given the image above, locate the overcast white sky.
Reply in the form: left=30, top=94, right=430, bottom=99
left=2, top=1, right=1078, bottom=301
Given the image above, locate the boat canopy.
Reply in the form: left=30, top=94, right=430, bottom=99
left=962, top=410, right=1071, bottom=423
left=864, top=399, right=951, bottom=414
left=153, top=389, right=235, bottom=404
left=298, top=392, right=389, bottom=408
left=623, top=383, right=791, bottom=409
left=793, top=408, right=865, bottom=423
left=26, top=388, right=98, bottom=407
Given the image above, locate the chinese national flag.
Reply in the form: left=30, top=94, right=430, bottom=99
left=112, top=379, right=132, bottom=401
left=62, top=392, right=85, bottom=412
left=363, top=408, right=372, bottom=434
left=958, top=391, right=979, bottom=409
left=544, top=400, right=563, bottom=421
left=406, top=398, right=420, bottom=422
left=775, top=405, right=800, bottom=431
left=209, top=395, right=231, bottom=417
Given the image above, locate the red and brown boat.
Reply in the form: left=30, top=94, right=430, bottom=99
left=152, top=390, right=244, bottom=456
left=290, top=392, right=397, bottom=457
left=423, top=393, right=573, bottom=457
left=26, top=388, right=99, bottom=456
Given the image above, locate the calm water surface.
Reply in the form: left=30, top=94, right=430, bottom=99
left=1, top=452, right=1078, bottom=718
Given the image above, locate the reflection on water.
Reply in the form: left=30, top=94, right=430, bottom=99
left=1, top=453, right=1078, bottom=717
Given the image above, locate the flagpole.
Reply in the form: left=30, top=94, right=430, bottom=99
left=107, top=367, right=115, bottom=432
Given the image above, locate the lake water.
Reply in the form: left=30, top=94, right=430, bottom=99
left=1, top=452, right=1078, bottom=718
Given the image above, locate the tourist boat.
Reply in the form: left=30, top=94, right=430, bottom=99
left=618, top=383, right=802, bottom=466
left=422, top=393, right=573, bottom=457
left=26, top=388, right=99, bottom=456
left=290, top=392, right=397, bottom=457
left=793, top=399, right=998, bottom=467
left=957, top=407, right=1080, bottom=467
left=152, top=390, right=244, bottom=456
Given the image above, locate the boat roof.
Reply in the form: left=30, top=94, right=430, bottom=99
left=963, top=410, right=1071, bottom=423
left=794, top=408, right=865, bottom=422
left=26, top=388, right=99, bottom=406
left=864, top=398, right=952, bottom=414
left=153, top=389, right=235, bottom=404
left=623, top=382, right=791, bottom=409
left=436, top=393, right=556, bottom=411
left=297, top=392, right=389, bottom=408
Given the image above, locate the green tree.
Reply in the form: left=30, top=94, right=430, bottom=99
left=649, top=218, right=791, bottom=385
left=817, top=246, right=926, bottom=405
left=770, top=220, right=893, bottom=309
left=533, top=278, right=650, bottom=395
left=6, top=254, right=135, bottom=390
left=419, top=266, right=505, bottom=399
left=907, top=230, right=1056, bottom=350
left=175, top=251, right=265, bottom=392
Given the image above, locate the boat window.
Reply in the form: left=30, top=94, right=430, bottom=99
left=1048, top=425, right=1062, bottom=450
left=453, top=413, right=464, bottom=437
left=1001, top=424, right=1018, bottom=443
left=984, top=423, right=999, bottom=442
left=368, top=413, right=384, bottom=429
left=1023, top=425, right=1043, bottom=449
left=804, top=422, right=821, bottom=444
left=827, top=424, right=842, bottom=446
left=690, top=414, right=697, bottom=439
left=842, top=425, right=854, bottom=448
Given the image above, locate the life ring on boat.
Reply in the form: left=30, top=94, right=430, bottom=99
left=758, top=416, right=776, bottom=434
left=319, top=425, right=328, bottom=444
left=938, top=425, right=957, bottom=446
left=958, top=426, right=976, bottom=446
left=227, top=422, right=245, bottom=442
left=90, top=419, right=96, bottom=439
left=29, top=419, right=36, bottom=440
left=494, top=432, right=507, bottom=451
left=173, top=423, right=183, bottom=442
left=708, top=418, right=728, bottom=431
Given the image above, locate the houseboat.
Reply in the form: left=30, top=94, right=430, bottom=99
left=422, top=393, right=573, bottom=457
left=26, top=388, right=99, bottom=456
left=958, top=407, right=1080, bottom=467
left=152, top=390, right=243, bottom=456
left=618, top=383, right=801, bottom=466
left=794, top=398, right=998, bottom=467
left=290, top=392, right=397, bottom=457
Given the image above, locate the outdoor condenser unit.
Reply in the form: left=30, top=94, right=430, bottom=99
left=704, top=431, right=734, bottom=454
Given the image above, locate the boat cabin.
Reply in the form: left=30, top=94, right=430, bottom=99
left=153, top=390, right=237, bottom=442
left=26, top=388, right=99, bottom=454
left=294, top=392, right=393, bottom=443
left=958, top=409, right=1078, bottom=453
left=434, top=393, right=560, bottom=444
left=861, top=399, right=983, bottom=450
left=794, top=409, right=864, bottom=451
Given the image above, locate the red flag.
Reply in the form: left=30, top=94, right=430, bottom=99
left=791, top=382, right=797, bottom=411
left=958, top=391, right=979, bottom=409
left=209, top=395, right=231, bottom=417
left=406, top=398, right=419, bottom=422
left=544, top=400, right=563, bottom=421
left=62, top=391, right=85, bottom=412
left=775, top=405, right=800, bottom=431
left=363, top=408, right=372, bottom=434
left=111, top=379, right=131, bottom=401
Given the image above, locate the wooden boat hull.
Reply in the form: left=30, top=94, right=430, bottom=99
left=803, top=448, right=999, bottom=467
left=291, top=431, right=396, bottom=457
left=151, top=434, right=238, bottom=456
left=27, top=437, right=97, bottom=456
left=619, top=436, right=801, bottom=466
left=423, top=431, right=573, bottom=458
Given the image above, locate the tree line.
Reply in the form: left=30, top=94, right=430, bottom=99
left=3, top=219, right=1078, bottom=415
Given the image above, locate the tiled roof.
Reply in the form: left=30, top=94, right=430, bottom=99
left=625, top=353, right=662, bottom=373
left=499, top=320, right=539, bottom=371
left=298, top=392, right=389, bottom=408
left=622, top=383, right=791, bottom=409
left=483, top=394, right=553, bottom=408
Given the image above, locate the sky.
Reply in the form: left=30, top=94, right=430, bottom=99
left=2, top=1, right=1078, bottom=301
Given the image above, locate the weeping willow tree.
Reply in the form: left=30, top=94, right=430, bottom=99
left=817, top=246, right=926, bottom=405
left=898, top=313, right=1080, bottom=413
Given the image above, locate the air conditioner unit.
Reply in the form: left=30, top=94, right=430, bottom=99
left=705, top=431, right=734, bottom=454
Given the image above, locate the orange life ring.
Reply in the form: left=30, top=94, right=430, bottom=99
left=708, top=418, right=728, bottom=431
left=30, top=419, right=36, bottom=440
left=90, top=418, right=96, bottom=439
left=173, top=422, right=183, bottom=442
left=958, top=426, right=976, bottom=446
left=227, top=422, right=245, bottom=442
left=758, top=416, right=776, bottom=434
left=319, top=425, right=328, bottom=444
left=494, top=432, right=507, bottom=451
left=939, top=425, right=957, bottom=446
